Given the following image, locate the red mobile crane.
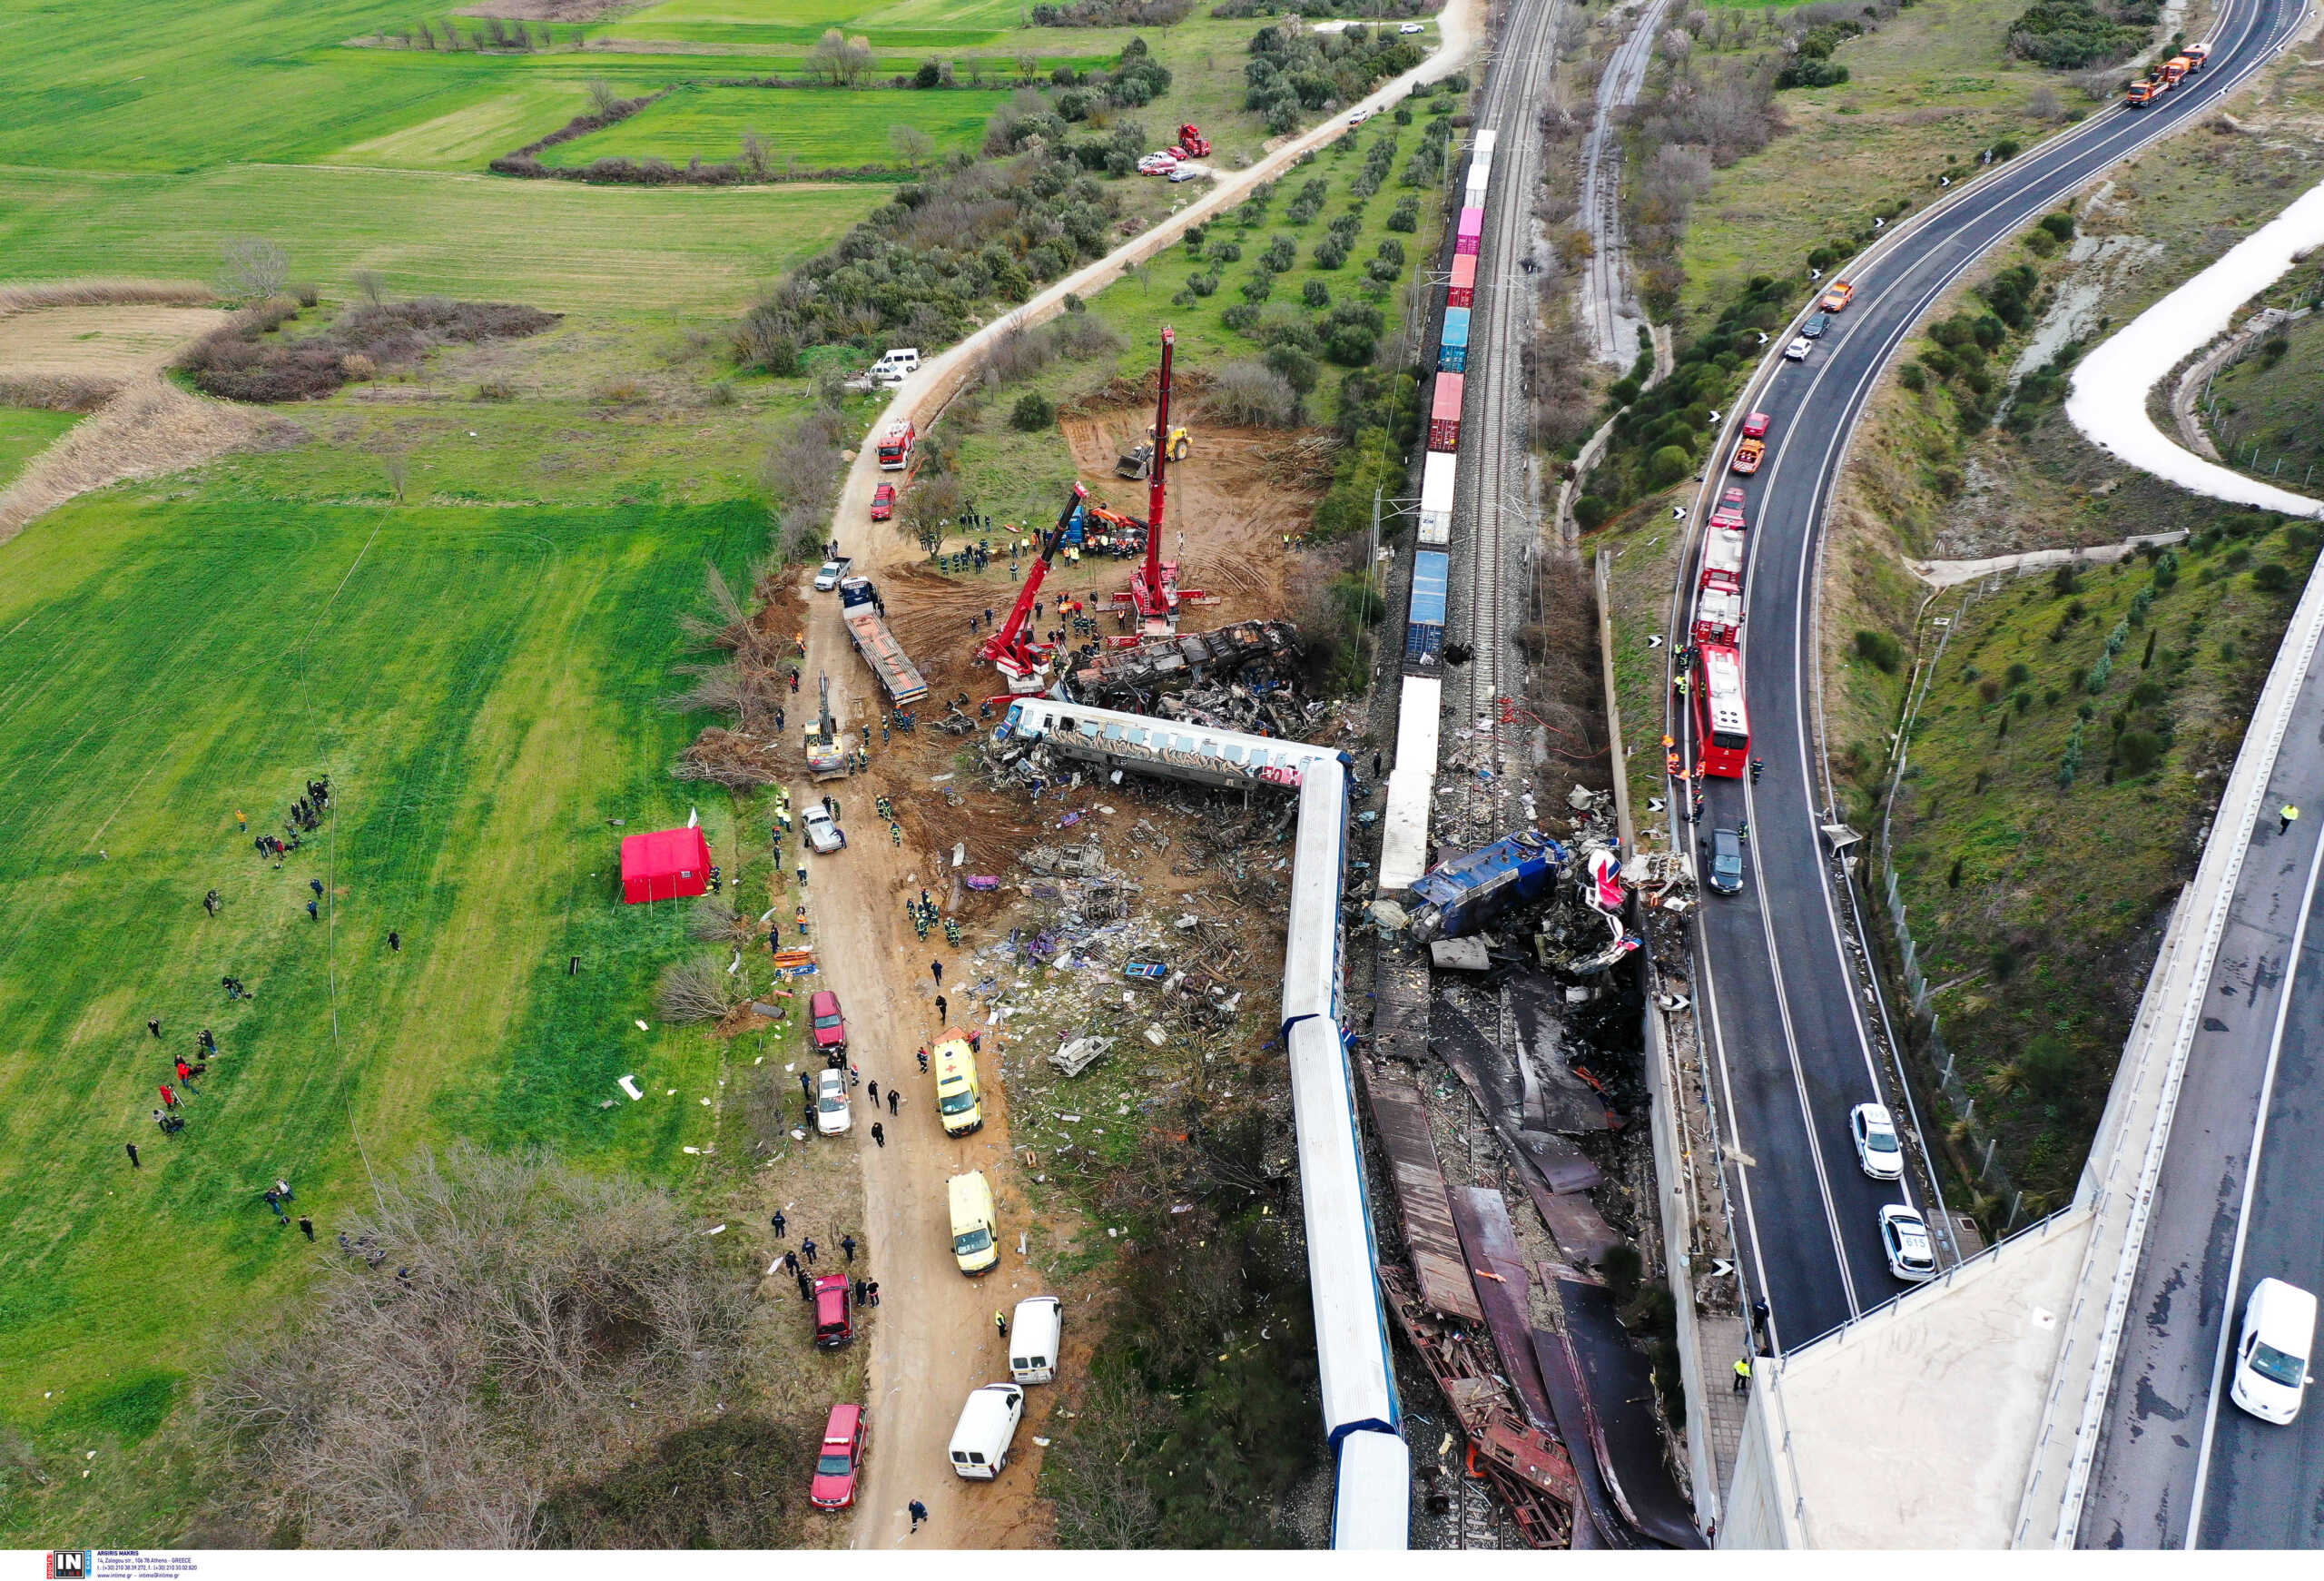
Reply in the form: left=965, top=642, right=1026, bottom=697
left=980, top=482, right=1087, bottom=692
left=1112, top=328, right=1207, bottom=635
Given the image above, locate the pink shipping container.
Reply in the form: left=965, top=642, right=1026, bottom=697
left=1427, top=372, right=1465, bottom=452
left=1447, top=254, right=1477, bottom=308
left=1454, top=207, right=1485, bottom=256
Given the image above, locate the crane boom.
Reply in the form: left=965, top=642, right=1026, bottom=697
left=1145, top=327, right=1173, bottom=584
left=980, top=482, right=1087, bottom=682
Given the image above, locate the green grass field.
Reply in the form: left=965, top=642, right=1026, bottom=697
left=0, top=408, right=78, bottom=489
left=541, top=84, right=1015, bottom=169
left=1679, top=0, right=2073, bottom=316
left=0, top=164, right=877, bottom=315
left=597, top=0, right=1024, bottom=44
left=0, top=480, right=771, bottom=1542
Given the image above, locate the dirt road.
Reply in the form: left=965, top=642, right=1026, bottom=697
left=783, top=556, right=1057, bottom=1548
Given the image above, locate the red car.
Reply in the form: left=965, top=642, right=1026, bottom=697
left=812, top=1273, right=853, bottom=1349
left=810, top=989, right=847, bottom=1055
left=1741, top=411, right=1771, bottom=440
left=870, top=483, right=896, bottom=520
left=811, top=1403, right=867, bottom=1510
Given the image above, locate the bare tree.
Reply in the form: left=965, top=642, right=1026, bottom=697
left=219, top=239, right=290, bottom=301
left=380, top=450, right=409, bottom=503
left=888, top=124, right=937, bottom=168
left=586, top=77, right=621, bottom=116
left=1015, top=50, right=1039, bottom=84
left=686, top=897, right=756, bottom=944
left=806, top=29, right=876, bottom=86
left=899, top=470, right=966, bottom=554
left=350, top=268, right=386, bottom=306
left=197, top=1144, right=759, bottom=1548
left=739, top=130, right=773, bottom=180
left=2025, top=83, right=2063, bottom=121
left=657, top=957, right=747, bottom=1022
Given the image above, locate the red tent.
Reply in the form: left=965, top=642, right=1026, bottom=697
left=621, top=826, right=712, bottom=904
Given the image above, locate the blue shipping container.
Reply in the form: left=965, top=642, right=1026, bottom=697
left=1403, top=550, right=1450, bottom=667
left=1441, top=308, right=1471, bottom=351
left=1439, top=342, right=1467, bottom=374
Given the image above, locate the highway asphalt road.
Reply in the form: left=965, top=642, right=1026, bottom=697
left=1676, top=0, right=2313, bottom=1353
left=2078, top=624, right=2324, bottom=1549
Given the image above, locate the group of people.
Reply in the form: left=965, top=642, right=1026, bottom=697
left=243, top=775, right=330, bottom=860
left=144, top=1021, right=218, bottom=1141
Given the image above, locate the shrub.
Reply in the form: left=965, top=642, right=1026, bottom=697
left=1204, top=361, right=1299, bottom=427
left=2023, top=1033, right=2080, bottom=1098
left=1264, top=342, right=1320, bottom=395
left=2253, top=561, right=2295, bottom=593
left=1573, top=496, right=1611, bottom=530
left=1898, top=363, right=1926, bottom=391
left=1646, top=445, right=1692, bottom=488
left=1302, top=279, right=1330, bottom=309
left=734, top=151, right=1116, bottom=355
left=1854, top=628, right=1904, bottom=672
left=1385, top=196, right=1420, bottom=232
left=1777, top=57, right=1849, bottom=90
left=2117, top=729, right=2164, bottom=775
left=2006, top=0, right=2145, bottom=70
left=1011, top=391, right=1056, bottom=430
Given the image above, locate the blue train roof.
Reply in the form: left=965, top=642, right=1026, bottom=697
left=1440, top=307, right=1471, bottom=348
left=1408, top=549, right=1450, bottom=627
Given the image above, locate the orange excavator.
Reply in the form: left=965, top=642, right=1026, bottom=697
left=980, top=482, right=1086, bottom=692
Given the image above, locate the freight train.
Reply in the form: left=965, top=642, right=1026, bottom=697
left=1385, top=129, right=1496, bottom=890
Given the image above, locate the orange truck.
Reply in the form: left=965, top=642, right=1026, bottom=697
left=1817, top=280, right=1856, bottom=313
left=2162, top=54, right=2192, bottom=84
left=2126, top=77, right=2162, bottom=105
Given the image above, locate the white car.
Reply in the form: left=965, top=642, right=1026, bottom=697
left=2230, top=1278, right=2317, bottom=1425
left=803, top=805, right=846, bottom=855
left=1137, top=153, right=1177, bottom=175
left=812, top=559, right=849, bottom=592
left=1850, top=1102, right=1904, bottom=1181
left=1399, top=20, right=1425, bottom=32
left=1783, top=336, right=1812, bottom=362
left=1348, top=108, right=1372, bottom=126
left=1878, top=1204, right=1936, bottom=1283
left=815, top=1067, right=852, bottom=1134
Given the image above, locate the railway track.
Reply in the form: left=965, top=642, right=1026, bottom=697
left=1449, top=0, right=1562, bottom=840
left=1576, top=0, right=1665, bottom=367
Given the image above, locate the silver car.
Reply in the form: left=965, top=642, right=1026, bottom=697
left=803, top=805, right=846, bottom=855
left=812, top=559, right=848, bottom=591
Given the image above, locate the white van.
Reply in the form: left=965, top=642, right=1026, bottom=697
left=947, top=1382, right=1025, bottom=1478
left=870, top=348, right=921, bottom=385
left=2230, top=1277, right=2317, bottom=1425
left=1009, top=1297, right=1063, bottom=1384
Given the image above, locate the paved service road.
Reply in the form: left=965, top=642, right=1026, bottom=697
left=2079, top=623, right=2324, bottom=1549
left=1675, top=0, right=2312, bottom=1353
